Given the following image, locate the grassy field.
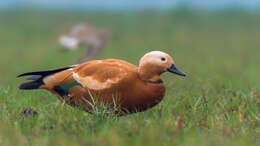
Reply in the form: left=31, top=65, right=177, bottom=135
left=0, top=9, right=259, bottom=146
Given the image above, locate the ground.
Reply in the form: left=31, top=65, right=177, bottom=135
left=0, top=9, right=259, bottom=146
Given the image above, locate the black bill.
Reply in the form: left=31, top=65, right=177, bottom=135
left=167, top=64, right=186, bottom=77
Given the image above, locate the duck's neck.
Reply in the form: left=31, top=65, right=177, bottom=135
left=138, top=65, right=162, bottom=83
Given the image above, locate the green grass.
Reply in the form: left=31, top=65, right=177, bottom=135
left=0, top=9, right=259, bottom=146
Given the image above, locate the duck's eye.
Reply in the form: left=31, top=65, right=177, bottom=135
left=161, top=57, right=166, bottom=61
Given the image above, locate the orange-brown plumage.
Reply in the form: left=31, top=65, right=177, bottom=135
left=18, top=51, right=186, bottom=115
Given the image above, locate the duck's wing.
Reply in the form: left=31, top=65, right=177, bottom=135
left=72, top=59, right=137, bottom=90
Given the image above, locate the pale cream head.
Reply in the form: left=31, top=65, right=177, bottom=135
left=138, top=51, right=185, bottom=82
left=139, top=51, right=175, bottom=72
left=138, top=51, right=174, bottom=81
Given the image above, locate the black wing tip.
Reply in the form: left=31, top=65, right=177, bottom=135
left=18, top=84, right=27, bottom=90
left=18, top=82, right=29, bottom=90
left=17, top=73, right=26, bottom=78
left=26, top=75, right=42, bottom=81
left=17, top=66, right=73, bottom=78
left=18, top=81, right=42, bottom=90
left=17, top=72, right=35, bottom=78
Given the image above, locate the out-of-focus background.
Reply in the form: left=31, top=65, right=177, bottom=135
left=0, top=1, right=260, bottom=146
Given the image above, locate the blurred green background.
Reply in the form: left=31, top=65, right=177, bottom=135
left=0, top=1, right=260, bottom=146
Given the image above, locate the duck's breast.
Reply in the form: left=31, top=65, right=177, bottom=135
left=120, top=80, right=166, bottom=113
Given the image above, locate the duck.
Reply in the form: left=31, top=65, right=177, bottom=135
left=18, top=51, right=186, bottom=115
left=59, top=23, right=110, bottom=63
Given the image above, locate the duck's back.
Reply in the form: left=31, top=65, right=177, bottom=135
left=73, top=59, right=138, bottom=90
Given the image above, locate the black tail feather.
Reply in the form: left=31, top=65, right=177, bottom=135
left=19, top=81, right=43, bottom=90
left=17, top=67, right=72, bottom=78
left=18, top=66, right=73, bottom=90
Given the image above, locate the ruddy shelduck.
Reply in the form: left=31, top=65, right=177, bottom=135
left=18, top=51, right=186, bottom=115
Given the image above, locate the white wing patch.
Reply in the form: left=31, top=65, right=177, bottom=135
left=72, top=71, right=122, bottom=90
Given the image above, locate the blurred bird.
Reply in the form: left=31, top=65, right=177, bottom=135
left=18, top=51, right=186, bottom=115
left=59, top=23, right=110, bottom=63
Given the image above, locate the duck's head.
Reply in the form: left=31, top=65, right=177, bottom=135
left=138, top=51, right=186, bottom=82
